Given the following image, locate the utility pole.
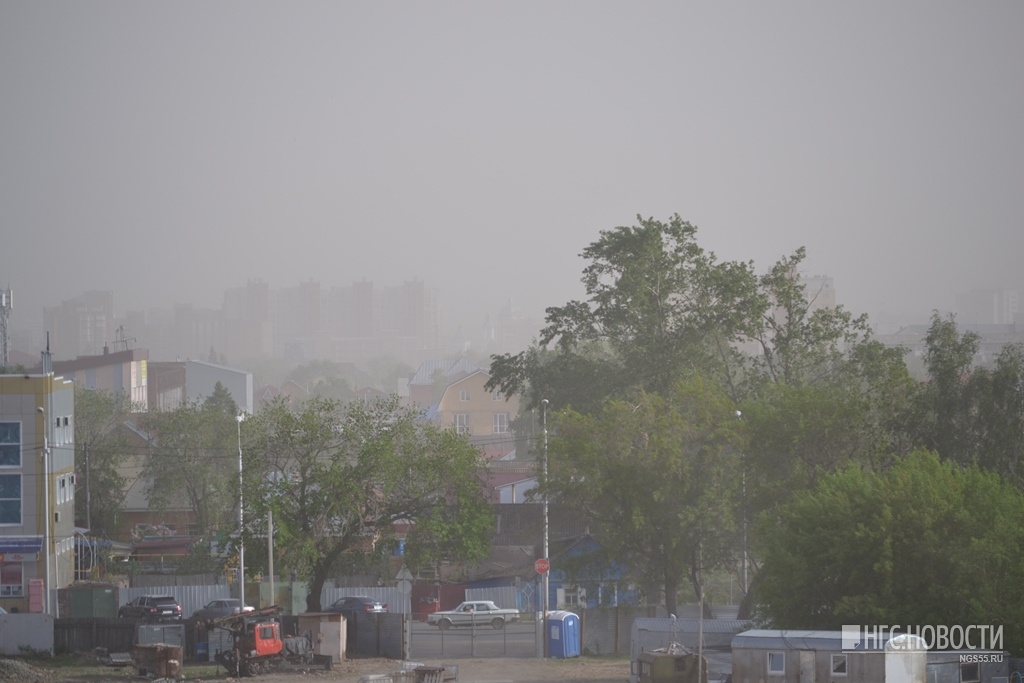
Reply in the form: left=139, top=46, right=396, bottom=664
left=541, top=398, right=549, bottom=617
left=84, top=443, right=91, bottom=532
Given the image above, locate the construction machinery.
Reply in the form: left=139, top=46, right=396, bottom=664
left=199, top=605, right=331, bottom=677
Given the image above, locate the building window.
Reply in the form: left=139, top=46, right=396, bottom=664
left=767, top=652, right=785, bottom=675
left=454, top=414, right=469, bottom=435
left=830, top=654, right=847, bottom=676
left=0, top=474, right=22, bottom=525
left=0, top=562, right=23, bottom=597
left=960, top=663, right=980, bottom=683
left=492, top=390, right=503, bottom=401
left=0, top=422, right=20, bottom=467
left=493, top=413, right=510, bottom=434
left=460, top=389, right=470, bottom=401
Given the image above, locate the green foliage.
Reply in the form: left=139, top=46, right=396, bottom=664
left=754, top=450, right=1024, bottom=651
left=912, top=312, right=980, bottom=463
left=241, top=395, right=492, bottom=609
left=139, top=401, right=240, bottom=537
left=487, top=214, right=912, bottom=617
left=204, top=381, right=239, bottom=416
left=540, top=214, right=761, bottom=398
left=546, top=377, right=744, bottom=614
left=73, top=387, right=134, bottom=536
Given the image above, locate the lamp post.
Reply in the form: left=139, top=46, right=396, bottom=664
left=541, top=398, right=549, bottom=616
left=736, top=409, right=747, bottom=595
left=236, top=414, right=245, bottom=609
left=36, top=406, right=52, bottom=615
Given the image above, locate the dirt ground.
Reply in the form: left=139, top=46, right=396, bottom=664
left=1, top=655, right=631, bottom=683
left=332, top=656, right=631, bottom=682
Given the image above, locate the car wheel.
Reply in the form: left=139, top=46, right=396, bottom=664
left=438, top=618, right=452, bottom=630
left=491, top=618, right=504, bottom=630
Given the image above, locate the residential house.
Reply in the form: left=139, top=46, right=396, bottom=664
left=434, top=369, right=519, bottom=458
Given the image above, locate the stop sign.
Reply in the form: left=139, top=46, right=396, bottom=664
left=535, top=558, right=550, bottom=574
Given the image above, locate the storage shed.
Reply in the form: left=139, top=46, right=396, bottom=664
left=730, top=629, right=926, bottom=683
left=630, top=618, right=748, bottom=683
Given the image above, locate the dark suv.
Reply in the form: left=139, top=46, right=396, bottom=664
left=325, top=596, right=388, bottom=618
left=119, top=595, right=183, bottom=622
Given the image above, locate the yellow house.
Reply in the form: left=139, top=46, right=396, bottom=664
left=435, top=370, right=519, bottom=457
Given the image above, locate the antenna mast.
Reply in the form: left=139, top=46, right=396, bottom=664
left=0, top=287, right=11, bottom=367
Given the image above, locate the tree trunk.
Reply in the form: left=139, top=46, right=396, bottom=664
left=306, top=570, right=328, bottom=612
left=664, top=572, right=679, bottom=616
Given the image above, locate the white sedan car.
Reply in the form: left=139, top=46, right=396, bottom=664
left=427, top=600, right=520, bottom=630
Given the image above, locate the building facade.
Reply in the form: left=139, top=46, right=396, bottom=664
left=0, top=371, right=75, bottom=615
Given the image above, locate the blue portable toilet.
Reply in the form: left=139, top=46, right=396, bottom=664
left=547, top=610, right=581, bottom=658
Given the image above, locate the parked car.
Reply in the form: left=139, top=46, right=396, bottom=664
left=324, top=596, right=388, bottom=618
left=118, top=595, right=183, bottom=622
left=191, top=598, right=254, bottom=621
left=427, top=600, right=520, bottom=630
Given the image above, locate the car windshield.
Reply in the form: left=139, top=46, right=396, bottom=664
left=153, top=597, right=177, bottom=606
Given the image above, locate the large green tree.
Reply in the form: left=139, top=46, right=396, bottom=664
left=139, top=397, right=240, bottom=539
left=241, top=395, right=493, bottom=611
left=754, top=450, right=1024, bottom=651
left=488, top=214, right=763, bottom=412
left=73, top=387, right=134, bottom=536
left=970, top=343, right=1024, bottom=484
left=545, top=377, right=744, bottom=616
left=489, top=215, right=911, bottom=616
left=911, top=312, right=980, bottom=463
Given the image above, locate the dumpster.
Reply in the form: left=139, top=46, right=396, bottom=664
left=547, top=610, right=581, bottom=658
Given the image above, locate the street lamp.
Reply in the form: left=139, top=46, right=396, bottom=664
left=736, top=409, right=747, bottom=595
left=236, top=413, right=245, bottom=609
left=541, top=398, right=549, bottom=617
left=36, top=406, right=52, bottom=615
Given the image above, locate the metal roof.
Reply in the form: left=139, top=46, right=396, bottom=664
left=633, top=618, right=751, bottom=635
left=731, top=629, right=846, bottom=650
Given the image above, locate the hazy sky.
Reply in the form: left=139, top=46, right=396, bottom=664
left=3, top=2, right=1022, bottom=342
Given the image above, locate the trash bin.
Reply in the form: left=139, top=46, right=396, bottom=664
left=546, top=610, right=581, bottom=658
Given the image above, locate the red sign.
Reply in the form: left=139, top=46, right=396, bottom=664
left=535, top=558, right=550, bottom=575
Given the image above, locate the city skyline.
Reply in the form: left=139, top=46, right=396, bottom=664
left=3, top=3, right=1022, bottom=356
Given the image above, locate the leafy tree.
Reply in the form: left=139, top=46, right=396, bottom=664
left=241, top=395, right=492, bottom=611
left=73, top=387, right=134, bottom=536
left=205, top=381, right=239, bottom=416
left=488, top=215, right=913, bottom=617
left=545, top=377, right=744, bottom=616
left=139, top=401, right=239, bottom=538
left=488, top=214, right=762, bottom=412
left=287, top=359, right=355, bottom=401
left=754, top=450, right=1024, bottom=651
left=970, top=343, right=1024, bottom=483
left=912, top=312, right=980, bottom=464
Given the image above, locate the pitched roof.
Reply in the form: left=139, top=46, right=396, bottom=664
left=408, top=357, right=481, bottom=386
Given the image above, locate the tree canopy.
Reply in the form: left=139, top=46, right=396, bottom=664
left=754, top=449, right=1024, bottom=652
left=488, top=214, right=911, bottom=616
left=73, top=387, right=134, bottom=536
left=138, top=395, right=241, bottom=539
left=546, top=377, right=744, bottom=615
left=240, top=395, right=493, bottom=610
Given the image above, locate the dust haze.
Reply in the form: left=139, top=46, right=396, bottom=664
left=2, top=2, right=1022, bottom=348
